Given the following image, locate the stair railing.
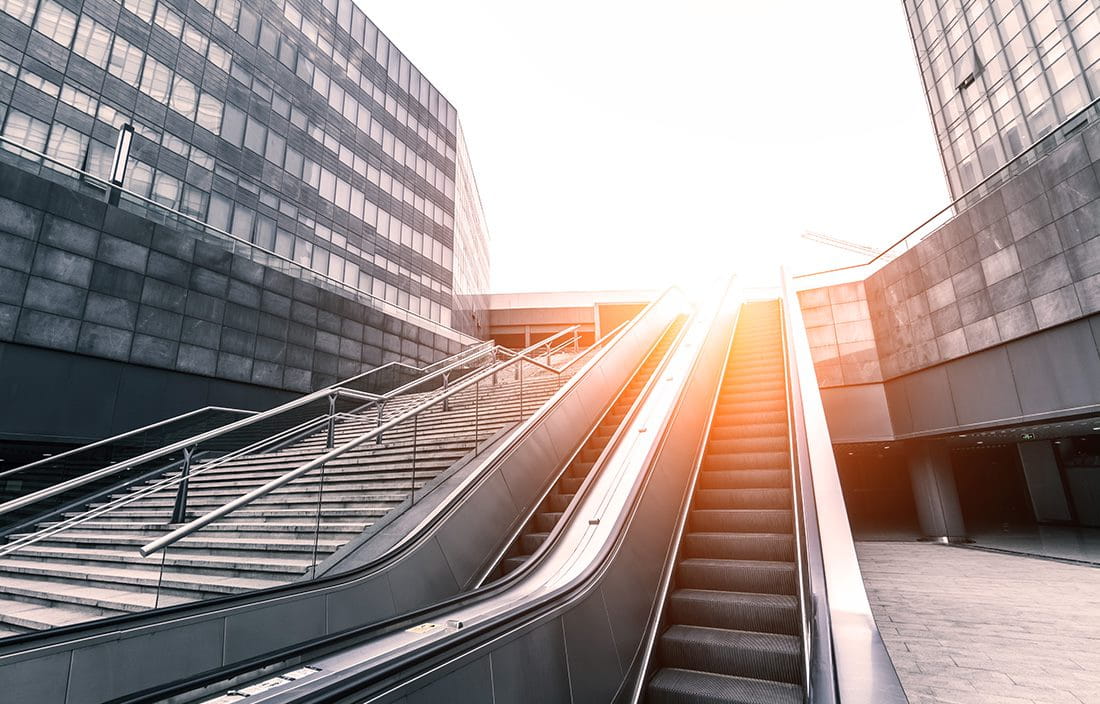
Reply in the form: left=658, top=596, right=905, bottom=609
left=0, top=340, right=498, bottom=532
left=136, top=324, right=623, bottom=586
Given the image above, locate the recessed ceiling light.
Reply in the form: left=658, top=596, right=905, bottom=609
left=1092, top=427, right=1100, bottom=431
left=976, top=441, right=984, bottom=444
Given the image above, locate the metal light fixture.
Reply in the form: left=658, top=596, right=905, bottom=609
left=108, top=122, right=134, bottom=206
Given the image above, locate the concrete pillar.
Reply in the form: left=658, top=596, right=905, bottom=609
left=1017, top=441, right=1072, bottom=522
left=907, top=440, right=967, bottom=542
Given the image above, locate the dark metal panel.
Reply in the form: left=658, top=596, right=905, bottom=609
left=1007, top=319, right=1100, bottom=414
left=435, top=470, right=519, bottom=588
left=562, top=588, right=623, bottom=701
left=324, top=572, right=397, bottom=633
left=490, top=619, right=572, bottom=704
left=0, top=651, right=69, bottom=704
left=222, top=595, right=327, bottom=663
left=67, top=618, right=224, bottom=704
left=819, top=384, right=895, bottom=442
left=406, top=656, right=493, bottom=704
left=902, top=365, right=958, bottom=433
left=945, top=346, right=1021, bottom=425
left=883, top=378, right=914, bottom=436
left=385, top=537, right=460, bottom=614
left=496, top=426, right=562, bottom=510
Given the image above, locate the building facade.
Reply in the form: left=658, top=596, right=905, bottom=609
left=0, top=0, right=489, bottom=335
left=905, top=0, right=1100, bottom=197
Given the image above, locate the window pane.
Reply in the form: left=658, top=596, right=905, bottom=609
left=0, top=0, right=35, bottom=24
left=123, top=0, right=154, bottom=23
left=196, top=94, right=222, bottom=133
left=170, top=75, right=198, bottom=118
left=243, top=115, right=265, bottom=153
left=179, top=185, right=208, bottom=219
left=220, top=103, right=246, bottom=146
left=151, top=171, right=181, bottom=208
left=2, top=110, right=49, bottom=159
left=207, top=191, right=233, bottom=229
left=109, top=37, right=144, bottom=84
left=154, top=4, right=183, bottom=37
left=45, top=122, right=87, bottom=168
left=72, top=16, right=111, bottom=67
left=34, top=0, right=78, bottom=47
left=140, top=57, right=172, bottom=103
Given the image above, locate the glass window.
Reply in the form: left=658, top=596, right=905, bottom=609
left=34, top=0, right=77, bottom=46
left=214, top=0, right=239, bottom=28
left=45, top=122, right=88, bottom=168
left=60, top=83, right=97, bottom=115
left=0, top=0, right=34, bottom=23
left=154, top=3, right=183, bottom=37
left=220, top=103, right=246, bottom=146
left=237, top=6, right=258, bottom=43
left=2, top=111, right=49, bottom=159
left=243, top=115, right=265, bottom=153
left=253, top=214, right=275, bottom=248
left=277, top=38, right=296, bottom=69
left=196, top=94, right=222, bottom=133
left=170, top=75, right=198, bottom=118
left=140, top=57, right=172, bottom=103
left=207, top=191, right=233, bottom=229
left=272, top=93, right=290, bottom=119
left=264, top=130, right=284, bottom=166
left=85, top=139, right=112, bottom=179
left=208, top=42, right=231, bottom=72
left=128, top=160, right=154, bottom=197
left=182, top=23, right=208, bottom=54
left=123, top=0, right=154, bottom=23
left=258, top=21, right=277, bottom=55
left=293, top=238, right=313, bottom=267
left=20, top=69, right=60, bottom=97
left=284, top=146, right=302, bottom=177
left=108, top=37, right=144, bottom=84
left=274, top=228, right=293, bottom=257
left=230, top=205, right=254, bottom=240
left=151, top=171, right=180, bottom=208
left=179, top=185, right=208, bottom=219
left=312, top=245, right=329, bottom=273
left=72, top=16, right=111, bottom=68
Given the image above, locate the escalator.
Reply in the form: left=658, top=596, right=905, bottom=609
left=491, top=317, right=685, bottom=580
left=175, top=289, right=907, bottom=704
left=646, top=300, right=803, bottom=703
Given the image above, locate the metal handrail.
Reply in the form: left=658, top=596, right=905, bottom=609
left=0, top=412, right=340, bottom=559
left=0, top=133, right=478, bottom=345
left=794, top=92, right=1100, bottom=286
left=0, top=340, right=496, bottom=518
left=0, top=406, right=253, bottom=482
left=779, top=268, right=908, bottom=703
left=139, top=329, right=596, bottom=557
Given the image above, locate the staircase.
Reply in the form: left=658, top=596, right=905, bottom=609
left=646, top=301, right=805, bottom=704
left=492, top=317, right=686, bottom=579
left=0, top=360, right=575, bottom=637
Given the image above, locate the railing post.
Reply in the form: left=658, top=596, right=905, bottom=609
left=442, top=372, right=450, bottom=412
left=474, top=376, right=480, bottom=441
left=410, top=413, right=418, bottom=504
left=170, top=445, right=196, bottom=524
left=573, top=329, right=579, bottom=353
left=375, top=400, right=386, bottom=444
left=519, top=361, right=525, bottom=420
left=326, top=392, right=337, bottom=449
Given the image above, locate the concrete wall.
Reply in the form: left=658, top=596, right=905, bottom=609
left=0, top=167, right=464, bottom=442
left=863, top=124, right=1100, bottom=380
left=797, top=281, right=882, bottom=387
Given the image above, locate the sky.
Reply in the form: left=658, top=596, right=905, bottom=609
left=361, top=1, right=952, bottom=292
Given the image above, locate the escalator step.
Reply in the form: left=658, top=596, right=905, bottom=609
left=669, top=589, right=800, bottom=635
left=676, top=558, right=796, bottom=595
left=520, top=532, right=548, bottom=553
left=694, top=488, right=791, bottom=511
left=707, top=424, right=788, bottom=440
left=697, top=469, right=789, bottom=490
left=657, top=625, right=802, bottom=684
left=702, top=452, right=789, bottom=471
left=682, top=532, right=794, bottom=561
left=688, top=509, right=792, bottom=533
left=706, top=437, right=788, bottom=454
left=646, top=668, right=803, bottom=704
left=534, top=512, right=561, bottom=532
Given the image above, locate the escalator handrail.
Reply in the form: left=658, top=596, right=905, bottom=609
left=625, top=279, right=740, bottom=703
left=779, top=269, right=909, bottom=704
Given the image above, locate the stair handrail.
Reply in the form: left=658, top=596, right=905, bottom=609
left=0, top=333, right=580, bottom=558
left=137, top=325, right=609, bottom=558
left=0, top=340, right=498, bottom=517
left=0, top=407, right=254, bottom=482
left=779, top=267, right=909, bottom=703
left=0, top=412, right=339, bottom=559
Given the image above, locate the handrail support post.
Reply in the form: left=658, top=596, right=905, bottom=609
left=170, top=445, right=196, bottom=525
left=442, top=373, right=450, bottom=412
left=326, top=392, right=337, bottom=449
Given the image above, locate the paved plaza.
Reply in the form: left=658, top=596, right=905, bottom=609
left=856, top=542, right=1100, bottom=704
